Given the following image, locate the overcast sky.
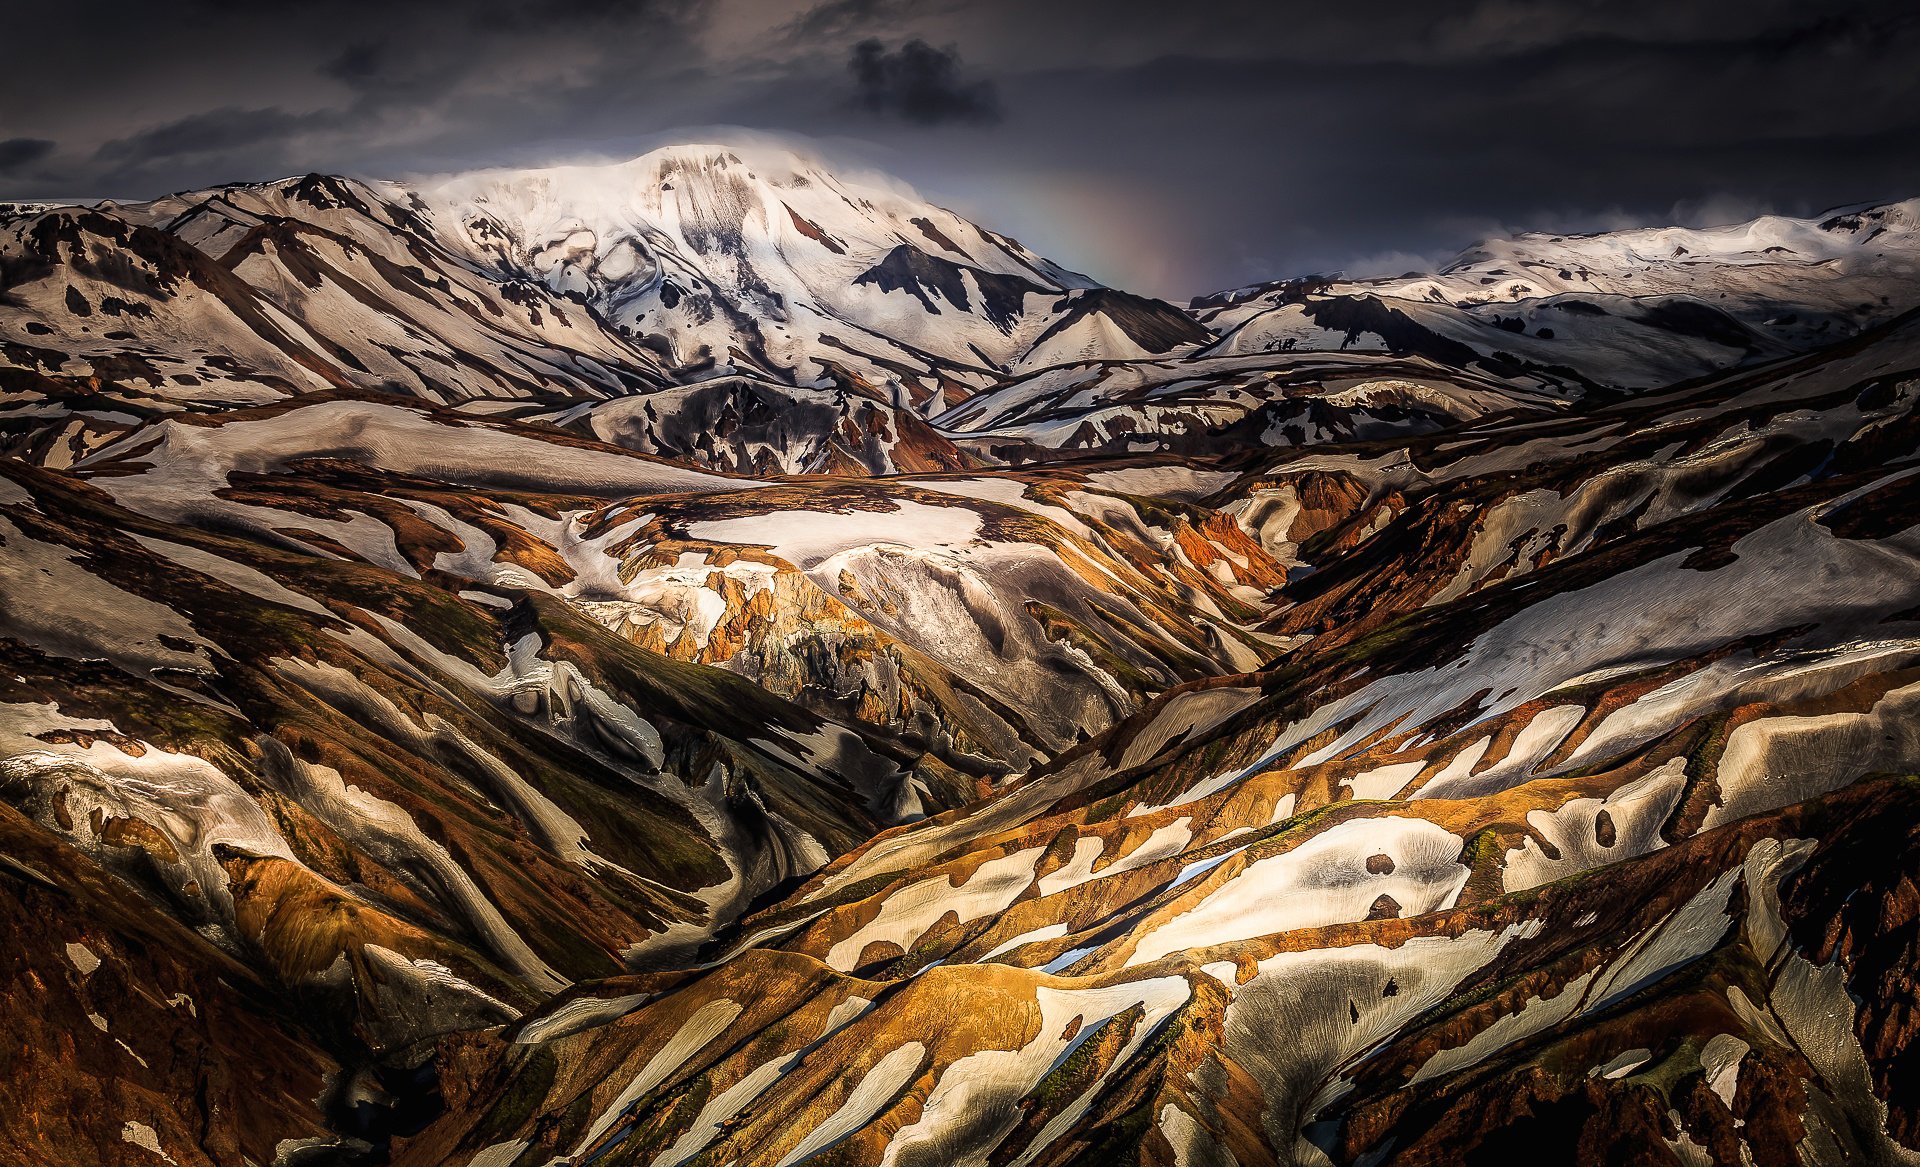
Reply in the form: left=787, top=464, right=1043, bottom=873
left=4, top=0, right=1918, bottom=298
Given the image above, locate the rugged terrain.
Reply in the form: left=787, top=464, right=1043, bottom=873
left=3, top=147, right=1919, bottom=1166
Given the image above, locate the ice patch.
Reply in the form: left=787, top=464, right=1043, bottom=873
left=1128, top=817, right=1468, bottom=965
left=121, top=1121, right=177, bottom=1164
left=686, top=500, right=983, bottom=568
left=66, top=941, right=102, bottom=976
left=777, top=1041, right=927, bottom=1167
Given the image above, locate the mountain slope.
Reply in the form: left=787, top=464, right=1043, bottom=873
left=0, top=406, right=958, bottom=1070
left=0, top=393, right=1291, bottom=1164
left=934, top=350, right=1558, bottom=463
left=393, top=307, right=1920, bottom=1167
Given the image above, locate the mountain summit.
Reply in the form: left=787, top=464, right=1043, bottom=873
left=411, top=143, right=1209, bottom=401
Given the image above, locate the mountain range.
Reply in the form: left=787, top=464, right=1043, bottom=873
left=3, top=143, right=1919, bottom=1167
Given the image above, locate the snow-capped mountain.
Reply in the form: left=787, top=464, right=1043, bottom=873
left=0, top=145, right=1208, bottom=475
left=5, top=147, right=1920, bottom=1167
left=917, top=200, right=1920, bottom=463
left=1195, top=199, right=1920, bottom=390
left=409, top=144, right=1207, bottom=402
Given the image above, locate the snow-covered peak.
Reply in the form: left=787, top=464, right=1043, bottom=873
left=1194, top=197, right=1920, bottom=390
left=1430, top=196, right=1920, bottom=296
left=409, top=141, right=1089, bottom=288
left=400, top=143, right=1142, bottom=394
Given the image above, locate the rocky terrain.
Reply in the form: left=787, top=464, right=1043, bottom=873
left=2, top=146, right=1918, bottom=1166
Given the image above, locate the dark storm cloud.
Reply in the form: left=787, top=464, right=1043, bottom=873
left=0, top=139, right=56, bottom=173
left=91, top=107, right=346, bottom=192
left=323, top=43, right=385, bottom=83
left=96, top=108, right=326, bottom=164
left=1, top=0, right=1916, bottom=296
left=848, top=39, right=1001, bottom=125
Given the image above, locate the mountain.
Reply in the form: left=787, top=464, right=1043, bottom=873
left=411, top=145, right=1208, bottom=400
left=4, top=149, right=1920, bottom=1167
left=0, top=144, right=1207, bottom=477
left=1194, top=200, right=1920, bottom=391
left=923, top=201, right=1920, bottom=464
